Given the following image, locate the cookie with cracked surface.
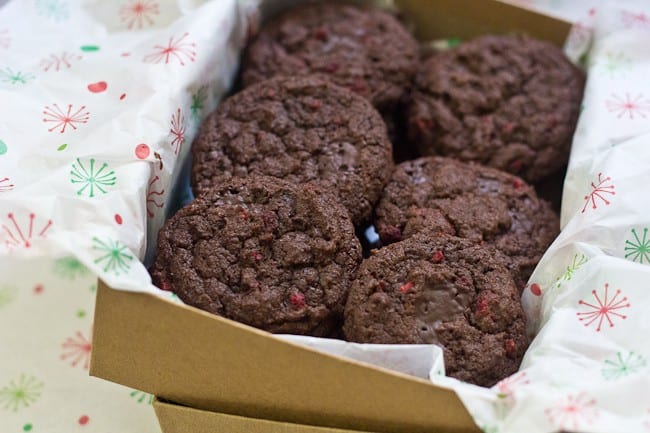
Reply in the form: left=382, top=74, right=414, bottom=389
left=191, top=75, right=393, bottom=226
left=407, top=34, right=584, bottom=183
left=151, top=176, right=362, bottom=336
left=241, top=2, right=419, bottom=115
left=343, top=234, right=528, bottom=387
left=374, top=157, right=559, bottom=290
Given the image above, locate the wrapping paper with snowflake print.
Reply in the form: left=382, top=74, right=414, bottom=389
left=0, top=1, right=256, bottom=432
left=0, top=0, right=258, bottom=286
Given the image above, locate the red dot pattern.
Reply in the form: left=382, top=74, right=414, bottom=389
left=135, top=143, right=150, bottom=159
left=87, top=81, right=107, bottom=93
left=530, top=283, right=542, bottom=296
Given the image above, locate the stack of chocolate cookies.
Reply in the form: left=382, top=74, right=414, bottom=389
left=151, top=2, right=584, bottom=386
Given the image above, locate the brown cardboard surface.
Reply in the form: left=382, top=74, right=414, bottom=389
left=154, top=398, right=376, bottom=433
left=90, top=2, right=572, bottom=433
left=92, top=281, right=479, bottom=433
left=396, top=0, right=571, bottom=46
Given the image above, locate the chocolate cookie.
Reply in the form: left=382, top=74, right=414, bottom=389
left=344, top=234, right=528, bottom=386
left=407, top=34, right=584, bottom=183
left=191, top=76, right=393, bottom=226
left=374, top=157, right=559, bottom=290
left=151, top=176, right=362, bottom=336
left=241, top=2, right=419, bottom=115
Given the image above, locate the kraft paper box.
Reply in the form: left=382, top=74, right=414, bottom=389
left=87, top=1, right=575, bottom=432
left=152, top=398, right=376, bottom=433
left=152, top=397, right=382, bottom=433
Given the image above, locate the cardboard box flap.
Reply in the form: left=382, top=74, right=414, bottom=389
left=153, top=398, right=375, bottom=433
left=91, top=282, right=479, bottom=433
left=395, top=0, right=571, bottom=46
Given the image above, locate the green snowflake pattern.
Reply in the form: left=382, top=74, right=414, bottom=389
left=0, top=375, right=44, bottom=412
left=53, top=256, right=89, bottom=280
left=190, top=85, right=208, bottom=125
left=602, top=351, right=647, bottom=380
left=129, top=389, right=154, bottom=405
left=624, top=228, right=650, bottom=264
left=0, top=286, right=16, bottom=309
left=0, top=68, right=35, bottom=85
left=34, top=0, right=69, bottom=21
left=92, top=237, right=134, bottom=275
left=70, top=158, right=117, bottom=198
left=555, top=254, right=587, bottom=287
left=595, top=51, right=632, bottom=78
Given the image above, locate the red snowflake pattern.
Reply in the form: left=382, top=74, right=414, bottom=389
left=40, top=51, right=82, bottom=72
left=0, top=177, right=14, bottom=193
left=582, top=173, right=615, bottom=213
left=1, top=212, right=53, bottom=250
left=0, top=29, right=9, bottom=50
left=143, top=32, right=196, bottom=65
left=43, top=103, right=90, bottom=133
left=621, top=10, right=650, bottom=28
left=495, top=371, right=530, bottom=396
left=61, top=329, right=92, bottom=370
left=146, top=175, right=165, bottom=218
left=545, top=393, right=598, bottom=431
left=606, top=93, right=650, bottom=119
left=577, top=283, right=630, bottom=331
left=119, top=0, right=160, bottom=30
left=169, top=107, right=185, bottom=154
